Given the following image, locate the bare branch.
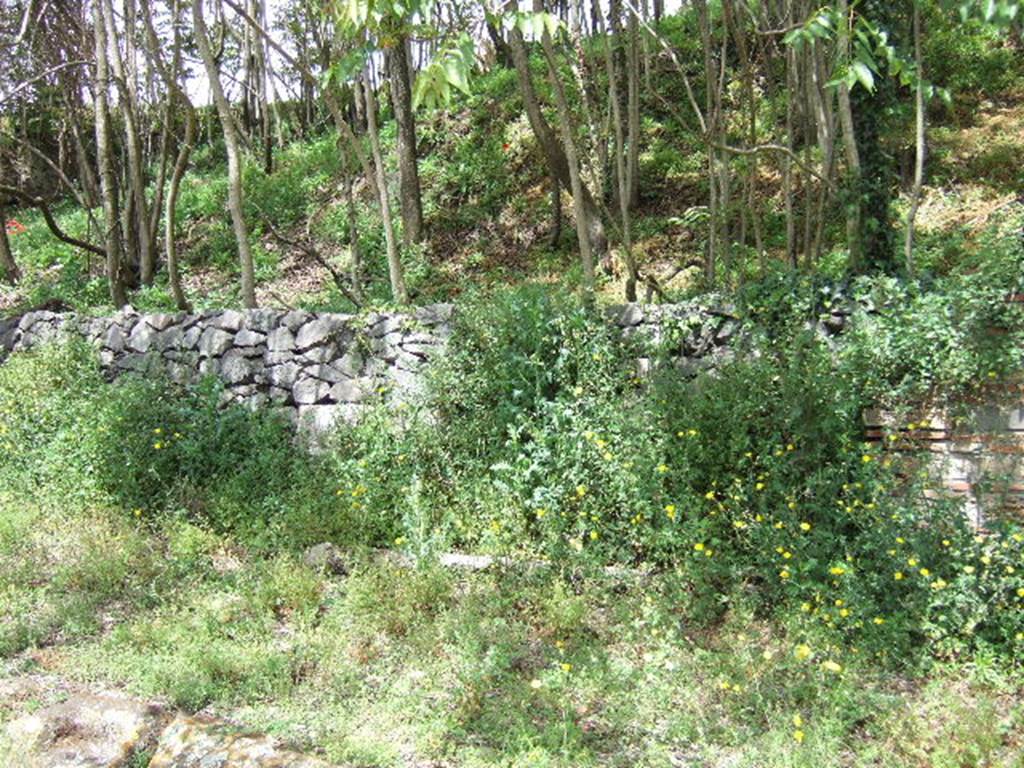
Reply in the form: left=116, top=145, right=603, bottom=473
left=0, top=185, right=107, bottom=258
left=0, top=60, right=90, bottom=106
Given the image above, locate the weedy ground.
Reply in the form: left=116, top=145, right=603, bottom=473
left=1, top=497, right=1022, bottom=768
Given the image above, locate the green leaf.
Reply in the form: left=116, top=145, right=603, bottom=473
left=852, top=61, right=875, bottom=91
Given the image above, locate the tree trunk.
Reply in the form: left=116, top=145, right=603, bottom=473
left=836, top=0, right=863, bottom=269
left=695, top=0, right=719, bottom=283
left=387, top=34, right=424, bottom=245
left=550, top=174, right=562, bottom=248
left=93, top=1, right=128, bottom=308
left=193, top=0, right=257, bottom=308
left=904, top=0, right=925, bottom=276
left=0, top=209, right=20, bottom=284
left=100, top=0, right=153, bottom=286
left=603, top=8, right=639, bottom=301
left=506, top=5, right=608, bottom=259
left=344, top=175, right=364, bottom=302
left=363, top=68, right=409, bottom=305
left=626, top=11, right=641, bottom=209
left=142, top=0, right=192, bottom=310
left=539, top=13, right=596, bottom=300
left=486, top=19, right=513, bottom=67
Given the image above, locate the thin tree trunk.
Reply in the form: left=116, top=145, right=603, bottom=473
left=836, top=0, right=863, bottom=268
left=363, top=68, right=409, bottom=304
left=387, top=34, right=424, bottom=245
left=0, top=208, right=20, bottom=284
left=254, top=0, right=273, bottom=174
left=93, top=1, right=128, bottom=307
left=344, top=175, right=363, bottom=302
left=193, top=0, right=257, bottom=308
left=142, top=0, right=192, bottom=310
left=695, top=0, right=718, bottom=283
left=539, top=14, right=596, bottom=300
left=550, top=174, right=562, bottom=248
left=626, top=10, right=641, bottom=209
left=904, top=0, right=925, bottom=276
left=602, top=8, right=639, bottom=301
left=100, top=0, right=153, bottom=285
left=506, top=7, right=608, bottom=259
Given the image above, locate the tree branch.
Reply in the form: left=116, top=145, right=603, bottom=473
left=0, top=60, right=90, bottom=105
left=258, top=213, right=364, bottom=309
left=712, top=142, right=836, bottom=190
left=0, top=185, right=107, bottom=257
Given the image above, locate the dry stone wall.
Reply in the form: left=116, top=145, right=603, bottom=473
left=2, top=300, right=1021, bottom=523
left=0, top=304, right=454, bottom=432
left=0, top=301, right=747, bottom=432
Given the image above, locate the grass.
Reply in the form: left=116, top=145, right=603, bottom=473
left=1, top=493, right=1022, bottom=767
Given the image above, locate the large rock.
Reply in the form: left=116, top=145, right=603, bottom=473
left=126, top=322, right=158, bottom=353
left=302, top=542, right=348, bottom=576
left=198, top=327, right=234, bottom=357
left=148, top=716, right=334, bottom=768
left=293, top=377, right=329, bottom=405
left=266, top=327, right=295, bottom=353
left=295, top=317, right=339, bottom=350
left=1, top=686, right=166, bottom=768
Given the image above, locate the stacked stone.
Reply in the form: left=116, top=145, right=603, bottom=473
left=3, top=304, right=454, bottom=432
left=607, top=301, right=744, bottom=378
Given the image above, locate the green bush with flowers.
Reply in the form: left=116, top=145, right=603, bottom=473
left=3, top=254, right=1024, bottom=668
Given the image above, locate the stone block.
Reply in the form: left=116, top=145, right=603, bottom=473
left=293, top=377, right=329, bottom=405
left=333, top=351, right=364, bottom=378
left=330, top=378, right=373, bottom=403
left=103, top=324, right=126, bottom=353
left=145, top=312, right=181, bottom=331
left=2, top=689, right=166, bottom=768
left=414, top=303, right=454, bottom=325
left=220, top=350, right=254, bottom=384
left=147, top=715, right=336, bottom=767
left=212, top=309, right=245, bottom=331
left=234, top=328, right=266, bottom=347
left=266, top=326, right=296, bottom=353
left=197, top=327, right=234, bottom=357
left=281, top=310, right=312, bottom=331
left=296, top=317, right=342, bottom=349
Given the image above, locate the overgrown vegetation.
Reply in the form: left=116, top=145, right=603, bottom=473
left=3, top=1, right=1024, bottom=764
left=3, top=229, right=1024, bottom=761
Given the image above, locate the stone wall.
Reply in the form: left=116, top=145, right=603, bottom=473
left=0, top=305, right=454, bottom=432
left=2, top=300, right=1021, bottom=524
left=0, top=301, right=746, bottom=431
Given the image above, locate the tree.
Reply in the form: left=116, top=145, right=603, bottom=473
left=335, top=1, right=426, bottom=247
left=0, top=213, right=20, bottom=284
left=387, top=32, right=425, bottom=245
left=92, top=0, right=128, bottom=307
left=193, top=0, right=258, bottom=308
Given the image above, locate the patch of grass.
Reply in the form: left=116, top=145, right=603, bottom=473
left=37, top=550, right=1023, bottom=767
